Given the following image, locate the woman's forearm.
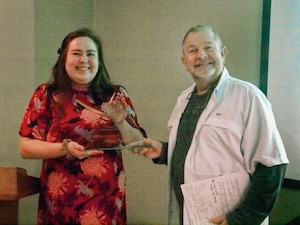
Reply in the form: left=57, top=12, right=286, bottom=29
left=115, top=120, right=144, bottom=145
left=19, top=137, right=66, bottom=159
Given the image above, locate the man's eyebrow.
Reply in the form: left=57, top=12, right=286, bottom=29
left=185, top=41, right=214, bottom=47
left=185, top=44, right=197, bottom=49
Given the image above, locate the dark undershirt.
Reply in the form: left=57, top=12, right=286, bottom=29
left=171, top=90, right=211, bottom=223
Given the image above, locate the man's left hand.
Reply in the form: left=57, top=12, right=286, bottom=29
left=210, top=215, right=228, bottom=225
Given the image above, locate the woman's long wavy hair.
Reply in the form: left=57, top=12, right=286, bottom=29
left=47, top=28, right=115, bottom=118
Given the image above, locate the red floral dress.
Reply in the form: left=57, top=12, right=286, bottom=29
left=19, top=84, right=144, bottom=225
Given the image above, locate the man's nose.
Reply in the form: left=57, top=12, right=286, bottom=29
left=197, top=50, right=208, bottom=59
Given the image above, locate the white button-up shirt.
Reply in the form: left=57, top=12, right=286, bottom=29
left=166, top=67, right=289, bottom=225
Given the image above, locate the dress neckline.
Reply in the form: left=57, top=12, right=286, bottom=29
left=72, top=84, right=90, bottom=92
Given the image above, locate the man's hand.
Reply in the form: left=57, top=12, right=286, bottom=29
left=126, top=138, right=162, bottom=159
left=210, top=215, right=228, bottom=225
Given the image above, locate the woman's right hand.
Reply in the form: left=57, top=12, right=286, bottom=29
left=127, top=138, right=162, bottom=159
left=66, top=141, right=103, bottom=159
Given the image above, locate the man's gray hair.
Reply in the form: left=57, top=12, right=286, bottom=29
left=182, top=25, right=223, bottom=47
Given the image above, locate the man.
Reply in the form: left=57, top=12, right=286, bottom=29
left=131, top=25, right=288, bottom=225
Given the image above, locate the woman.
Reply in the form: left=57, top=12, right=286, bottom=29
left=19, top=28, right=145, bottom=225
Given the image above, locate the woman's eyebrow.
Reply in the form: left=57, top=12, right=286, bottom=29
left=70, top=49, right=97, bottom=53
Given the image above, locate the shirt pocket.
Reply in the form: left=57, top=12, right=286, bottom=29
left=194, top=117, right=245, bottom=173
left=199, top=117, right=243, bottom=155
left=202, top=117, right=244, bottom=136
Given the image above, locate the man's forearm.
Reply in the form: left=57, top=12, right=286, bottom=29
left=227, top=163, right=287, bottom=225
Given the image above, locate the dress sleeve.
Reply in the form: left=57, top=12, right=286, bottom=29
left=19, top=84, right=52, bottom=140
left=118, top=86, right=147, bottom=137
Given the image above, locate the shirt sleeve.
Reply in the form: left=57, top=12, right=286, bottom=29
left=242, top=91, right=288, bottom=172
left=19, top=84, right=52, bottom=140
left=153, top=141, right=168, bottom=165
left=226, top=163, right=287, bottom=225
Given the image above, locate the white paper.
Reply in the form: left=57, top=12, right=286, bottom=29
left=181, top=171, right=250, bottom=225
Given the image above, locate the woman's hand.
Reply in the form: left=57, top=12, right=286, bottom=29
left=102, top=92, right=128, bottom=124
left=66, top=141, right=103, bottom=159
left=126, top=138, right=162, bottom=159
left=210, top=215, right=228, bottom=225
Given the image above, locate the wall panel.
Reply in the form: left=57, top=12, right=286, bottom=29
left=94, top=1, right=263, bottom=224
